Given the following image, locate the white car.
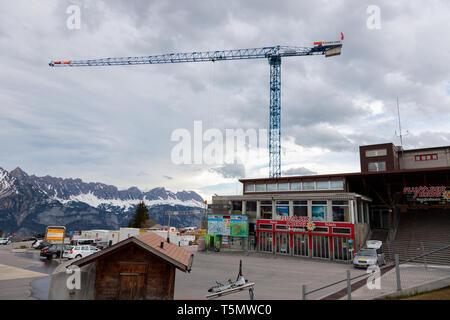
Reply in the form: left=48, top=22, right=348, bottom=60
left=63, top=245, right=99, bottom=259
left=353, top=240, right=386, bottom=268
left=32, top=239, right=43, bottom=248
left=0, top=238, right=11, bottom=245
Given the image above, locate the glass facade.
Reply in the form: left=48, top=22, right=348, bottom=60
left=316, top=181, right=329, bottom=190
left=244, top=179, right=344, bottom=192
left=303, top=181, right=315, bottom=190
left=293, top=200, right=307, bottom=217
left=290, top=182, right=302, bottom=191
left=311, top=201, right=327, bottom=221
left=332, top=200, right=349, bottom=222
left=260, top=200, right=273, bottom=219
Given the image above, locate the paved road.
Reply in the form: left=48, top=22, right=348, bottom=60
left=175, top=249, right=365, bottom=300
left=0, top=242, right=60, bottom=300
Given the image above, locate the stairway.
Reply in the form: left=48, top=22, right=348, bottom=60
left=382, top=209, right=450, bottom=265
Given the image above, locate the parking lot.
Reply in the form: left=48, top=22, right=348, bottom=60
left=2, top=242, right=449, bottom=300
left=175, top=248, right=366, bottom=300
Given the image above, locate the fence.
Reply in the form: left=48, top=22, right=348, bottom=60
left=301, top=243, right=450, bottom=300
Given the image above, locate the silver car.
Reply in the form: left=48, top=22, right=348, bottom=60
left=353, top=240, right=386, bottom=268
left=0, top=238, right=11, bottom=245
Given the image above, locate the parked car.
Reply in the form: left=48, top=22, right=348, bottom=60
left=63, top=245, right=99, bottom=260
left=0, top=238, right=11, bottom=245
left=69, top=239, right=96, bottom=246
left=353, top=240, right=386, bottom=268
left=92, top=241, right=110, bottom=250
left=40, top=244, right=71, bottom=260
left=35, top=240, right=52, bottom=250
left=32, top=239, right=45, bottom=248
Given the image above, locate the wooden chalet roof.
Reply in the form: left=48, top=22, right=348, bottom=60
left=69, top=232, right=194, bottom=272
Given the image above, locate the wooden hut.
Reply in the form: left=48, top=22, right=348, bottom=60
left=69, top=232, right=193, bottom=300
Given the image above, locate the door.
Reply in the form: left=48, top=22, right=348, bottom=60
left=259, top=232, right=273, bottom=253
left=275, top=233, right=290, bottom=254
left=333, top=237, right=351, bottom=261
left=293, top=234, right=309, bottom=257
left=118, top=262, right=148, bottom=300
left=312, top=235, right=330, bottom=259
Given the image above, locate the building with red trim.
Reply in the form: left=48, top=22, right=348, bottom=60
left=208, top=143, right=450, bottom=262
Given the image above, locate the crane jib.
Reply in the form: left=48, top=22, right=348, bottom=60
left=48, top=37, right=343, bottom=178
left=48, top=43, right=342, bottom=67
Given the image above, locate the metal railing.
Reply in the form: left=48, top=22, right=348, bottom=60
left=301, top=243, right=450, bottom=300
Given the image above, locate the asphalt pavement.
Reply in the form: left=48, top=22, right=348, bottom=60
left=0, top=241, right=60, bottom=300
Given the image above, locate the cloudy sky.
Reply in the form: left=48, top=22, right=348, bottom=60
left=1, top=0, right=449, bottom=201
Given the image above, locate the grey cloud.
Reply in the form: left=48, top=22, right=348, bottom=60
left=210, top=163, right=246, bottom=179
left=282, top=167, right=317, bottom=176
left=0, top=1, right=449, bottom=193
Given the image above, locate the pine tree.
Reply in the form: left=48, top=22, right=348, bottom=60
left=128, top=201, right=150, bottom=228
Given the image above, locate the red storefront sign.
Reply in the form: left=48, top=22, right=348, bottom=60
left=257, top=218, right=355, bottom=253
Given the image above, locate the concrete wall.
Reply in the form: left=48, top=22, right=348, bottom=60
left=399, top=147, right=450, bottom=170
left=48, top=260, right=96, bottom=300
left=355, top=223, right=370, bottom=250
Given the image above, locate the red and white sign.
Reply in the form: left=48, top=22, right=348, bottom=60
left=415, top=154, right=438, bottom=161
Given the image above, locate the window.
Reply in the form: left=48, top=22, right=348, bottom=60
left=232, top=201, right=242, bottom=213
left=290, top=182, right=302, bottom=191
left=246, top=201, right=257, bottom=216
left=368, top=161, right=386, bottom=172
left=363, top=203, right=369, bottom=224
left=366, top=149, right=387, bottom=157
left=316, top=181, right=330, bottom=190
left=303, top=181, right=315, bottom=190
left=332, top=200, right=349, bottom=222
left=255, top=184, right=266, bottom=192
left=332, top=227, right=351, bottom=234
left=259, top=224, right=273, bottom=230
left=312, top=227, right=328, bottom=233
left=275, top=201, right=289, bottom=216
left=293, top=200, right=307, bottom=217
left=330, top=180, right=344, bottom=190
left=260, top=201, right=273, bottom=219
left=357, top=200, right=363, bottom=223
left=278, top=183, right=289, bottom=191
left=312, top=201, right=327, bottom=222
left=245, top=184, right=255, bottom=192
left=266, top=183, right=277, bottom=191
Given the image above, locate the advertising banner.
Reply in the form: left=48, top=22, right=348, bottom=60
left=230, top=216, right=248, bottom=237
left=208, top=215, right=248, bottom=237
left=276, top=205, right=289, bottom=216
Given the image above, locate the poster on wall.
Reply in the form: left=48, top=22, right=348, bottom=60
left=312, top=206, right=326, bottom=221
left=276, top=205, right=289, bottom=216
left=208, top=215, right=248, bottom=237
left=230, top=216, right=248, bottom=237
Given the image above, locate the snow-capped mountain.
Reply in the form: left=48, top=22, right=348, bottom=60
left=0, top=167, right=204, bottom=235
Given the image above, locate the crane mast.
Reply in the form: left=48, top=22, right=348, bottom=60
left=50, top=36, right=343, bottom=178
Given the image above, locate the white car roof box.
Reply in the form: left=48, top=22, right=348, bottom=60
left=366, top=240, right=382, bottom=249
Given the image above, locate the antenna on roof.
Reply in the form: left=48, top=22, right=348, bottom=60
left=397, top=97, right=403, bottom=149
left=395, top=97, right=409, bottom=153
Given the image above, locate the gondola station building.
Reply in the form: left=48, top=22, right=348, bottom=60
left=207, top=142, right=450, bottom=262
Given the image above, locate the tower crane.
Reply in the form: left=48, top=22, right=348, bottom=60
left=49, top=33, right=343, bottom=178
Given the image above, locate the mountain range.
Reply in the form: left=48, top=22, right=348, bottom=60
left=0, top=167, right=205, bottom=236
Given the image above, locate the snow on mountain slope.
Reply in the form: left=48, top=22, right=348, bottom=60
left=0, top=168, right=17, bottom=198
left=53, top=191, right=204, bottom=211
